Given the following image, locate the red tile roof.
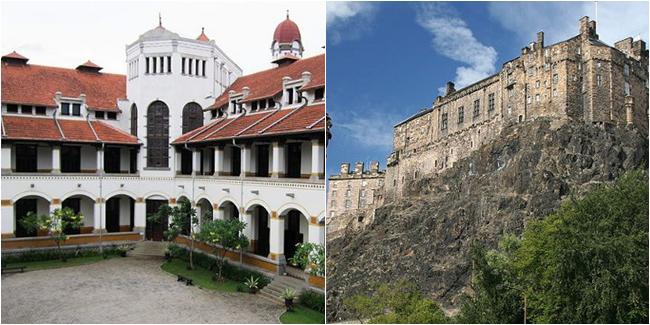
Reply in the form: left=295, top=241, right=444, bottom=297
left=172, top=103, right=324, bottom=144
left=1, top=62, right=125, bottom=111
left=1, top=115, right=139, bottom=145
left=76, top=60, right=103, bottom=71
left=209, top=54, right=324, bottom=109
left=197, top=28, right=210, bottom=41
left=273, top=16, right=301, bottom=44
left=2, top=51, right=28, bottom=61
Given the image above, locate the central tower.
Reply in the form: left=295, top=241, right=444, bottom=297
left=271, top=12, right=304, bottom=66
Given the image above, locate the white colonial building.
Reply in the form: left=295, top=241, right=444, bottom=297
left=0, top=15, right=325, bottom=274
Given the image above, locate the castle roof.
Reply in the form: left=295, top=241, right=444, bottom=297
left=1, top=59, right=125, bottom=112
left=273, top=14, right=301, bottom=44
left=1, top=115, right=139, bottom=145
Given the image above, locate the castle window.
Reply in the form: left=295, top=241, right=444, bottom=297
left=35, top=106, right=46, bottom=115
left=597, top=62, right=601, bottom=69
left=346, top=189, right=351, bottom=197
left=360, top=190, right=366, bottom=197
left=527, top=96, right=532, bottom=104
left=96, top=111, right=105, bottom=119
left=597, top=75, right=602, bottom=86
left=315, top=87, right=325, bottom=100
left=181, top=58, right=186, bottom=74
left=508, top=88, right=514, bottom=98
left=518, top=115, right=523, bottom=123
left=578, top=62, right=582, bottom=70
left=21, top=105, right=32, bottom=114
left=7, top=104, right=18, bottom=113
left=624, top=82, right=630, bottom=96
left=441, top=113, right=448, bottom=130
left=458, top=106, right=464, bottom=123
left=488, top=93, right=495, bottom=111
left=535, top=94, right=540, bottom=102
left=507, top=105, right=512, bottom=115
left=345, top=200, right=351, bottom=209
left=544, top=49, right=550, bottom=57
left=330, top=200, right=336, bottom=209
left=473, top=99, right=480, bottom=117
left=576, top=47, right=581, bottom=55
left=535, top=80, right=540, bottom=88
left=624, top=64, right=630, bottom=76
left=552, top=74, right=559, bottom=85
left=359, top=199, right=366, bottom=208
left=553, top=89, right=558, bottom=97
left=332, top=190, right=337, bottom=196
left=61, top=103, right=70, bottom=115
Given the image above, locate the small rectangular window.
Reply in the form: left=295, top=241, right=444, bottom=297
left=268, top=98, right=275, bottom=108
left=535, top=94, right=540, bottom=102
left=167, top=56, right=171, bottom=73
left=553, top=74, right=559, bottom=85
left=210, top=109, right=217, bottom=119
left=458, top=106, right=464, bottom=123
left=152, top=57, right=157, bottom=74
left=61, top=103, right=70, bottom=115
left=72, top=103, right=81, bottom=116
left=95, top=111, right=105, bottom=119
left=202, top=60, right=206, bottom=77
left=35, top=106, right=46, bottom=115
left=251, top=101, right=258, bottom=111
left=441, top=112, right=448, bottom=130
left=107, top=112, right=117, bottom=120
left=315, top=87, right=325, bottom=100
left=624, top=64, right=630, bottom=76
left=196, top=60, right=200, bottom=77
left=7, top=104, right=18, bottom=113
left=473, top=99, right=480, bottom=117
left=159, top=56, right=164, bottom=73
left=188, top=58, right=193, bottom=75
left=488, top=93, right=495, bottom=111
left=624, top=82, right=631, bottom=96
left=259, top=99, right=267, bottom=109
left=287, top=88, right=294, bottom=104
left=597, top=75, right=602, bottom=86
left=145, top=57, right=150, bottom=74
left=21, top=105, right=33, bottom=114
left=181, top=57, right=186, bottom=74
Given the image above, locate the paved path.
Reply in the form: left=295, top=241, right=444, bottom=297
left=1, top=257, right=284, bottom=323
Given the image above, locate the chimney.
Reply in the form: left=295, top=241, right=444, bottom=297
left=445, top=82, right=455, bottom=96
left=633, top=39, right=647, bottom=59
left=579, top=16, right=590, bottom=36
left=537, top=31, right=544, bottom=49
left=354, top=161, right=364, bottom=175
left=370, top=161, right=380, bottom=173
left=588, top=20, right=598, bottom=39
left=340, top=163, right=350, bottom=175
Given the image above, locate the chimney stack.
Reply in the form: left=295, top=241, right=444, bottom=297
left=370, top=161, right=379, bottom=173
left=445, top=81, right=456, bottom=96
left=340, top=163, right=350, bottom=175
left=537, top=31, right=544, bottom=49
left=354, top=162, right=364, bottom=175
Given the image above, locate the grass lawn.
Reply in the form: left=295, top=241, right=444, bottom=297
left=3, top=255, right=117, bottom=271
left=280, top=305, right=325, bottom=324
left=161, top=258, right=240, bottom=292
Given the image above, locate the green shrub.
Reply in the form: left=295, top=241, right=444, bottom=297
left=2, top=245, right=127, bottom=265
left=168, top=244, right=270, bottom=288
left=299, top=290, right=325, bottom=313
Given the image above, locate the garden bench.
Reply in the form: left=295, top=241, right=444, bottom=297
left=177, top=275, right=193, bottom=286
left=1, top=265, right=26, bottom=274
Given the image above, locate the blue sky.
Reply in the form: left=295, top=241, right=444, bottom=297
left=325, top=1, right=649, bottom=177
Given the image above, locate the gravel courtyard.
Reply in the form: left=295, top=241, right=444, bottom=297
left=1, top=257, right=284, bottom=323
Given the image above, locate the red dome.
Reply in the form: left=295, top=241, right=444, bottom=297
left=273, top=16, right=301, bottom=44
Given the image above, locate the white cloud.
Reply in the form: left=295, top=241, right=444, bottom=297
left=416, top=3, right=498, bottom=93
left=488, top=2, right=649, bottom=47
left=334, top=111, right=399, bottom=151
left=326, top=2, right=377, bottom=45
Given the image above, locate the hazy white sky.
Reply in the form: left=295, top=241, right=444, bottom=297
left=1, top=1, right=325, bottom=74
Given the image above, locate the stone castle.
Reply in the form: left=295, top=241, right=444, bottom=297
left=328, top=17, right=649, bottom=235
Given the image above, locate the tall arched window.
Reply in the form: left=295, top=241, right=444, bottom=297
left=182, top=102, right=203, bottom=133
left=130, top=104, right=138, bottom=136
left=147, top=101, right=169, bottom=168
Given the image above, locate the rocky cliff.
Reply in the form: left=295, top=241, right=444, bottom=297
left=326, top=118, right=648, bottom=322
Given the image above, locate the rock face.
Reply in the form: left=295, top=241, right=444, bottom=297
left=326, top=119, right=648, bottom=322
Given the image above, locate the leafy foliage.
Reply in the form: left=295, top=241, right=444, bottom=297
left=289, top=242, right=325, bottom=276
left=299, top=290, right=325, bottom=313
left=20, top=207, right=84, bottom=261
left=197, top=218, right=249, bottom=280
left=2, top=245, right=128, bottom=265
left=343, top=280, right=449, bottom=324
left=149, top=200, right=200, bottom=268
left=458, top=170, right=649, bottom=323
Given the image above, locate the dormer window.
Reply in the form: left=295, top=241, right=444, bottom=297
left=60, top=102, right=81, bottom=116
left=210, top=109, right=217, bottom=119
left=315, top=87, right=325, bottom=100
left=287, top=88, right=294, bottom=104
left=20, top=105, right=32, bottom=114
left=251, top=101, right=258, bottom=111
left=107, top=112, right=117, bottom=120
left=96, top=111, right=105, bottom=119
left=259, top=99, right=267, bottom=109
left=35, top=106, right=46, bottom=115
left=7, top=104, right=18, bottom=113
left=230, top=100, right=237, bottom=114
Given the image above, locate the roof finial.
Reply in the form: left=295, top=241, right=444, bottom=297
left=158, top=12, right=162, bottom=27
left=286, top=9, right=289, bottom=19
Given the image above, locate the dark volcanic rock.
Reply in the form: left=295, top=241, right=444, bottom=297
left=326, top=119, right=648, bottom=322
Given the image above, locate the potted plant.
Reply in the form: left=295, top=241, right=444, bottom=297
left=244, top=276, right=259, bottom=294
left=281, top=288, right=297, bottom=311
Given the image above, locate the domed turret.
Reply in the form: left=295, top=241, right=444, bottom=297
left=197, top=27, right=210, bottom=42
left=271, top=11, right=304, bottom=66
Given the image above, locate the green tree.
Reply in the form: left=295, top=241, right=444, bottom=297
left=20, top=207, right=84, bottom=262
left=148, top=200, right=199, bottom=269
left=344, top=280, right=449, bottom=324
left=289, top=242, right=325, bottom=276
left=515, top=170, right=648, bottom=323
left=198, top=218, right=248, bottom=281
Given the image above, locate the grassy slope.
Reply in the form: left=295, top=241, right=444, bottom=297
left=161, top=258, right=240, bottom=292
left=280, top=305, right=325, bottom=324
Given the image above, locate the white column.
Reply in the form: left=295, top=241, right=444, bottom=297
left=96, top=147, right=103, bottom=173
left=52, top=145, right=61, bottom=173
left=310, top=139, right=324, bottom=180
left=271, top=142, right=285, bottom=178
left=308, top=216, right=325, bottom=245
left=192, top=149, right=201, bottom=176
left=241, top=144, right=251, bottom=177
left=1, top=202, right=15, bottom=237
left=134, top=200, right=146, bottom=234
left=93, top=201, right=104, bottom=233
left=268, top=212, right=284, bottom=260
left=214, top=146, right=224, bottom=176
left=1, top=144, right=12, bottom=173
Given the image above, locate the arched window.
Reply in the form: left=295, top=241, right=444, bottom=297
left=130, top=104, right=138, bottom=136
left=182, top=102, right=203, bottom=133
left=146, top=101, right=169, bottom=168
